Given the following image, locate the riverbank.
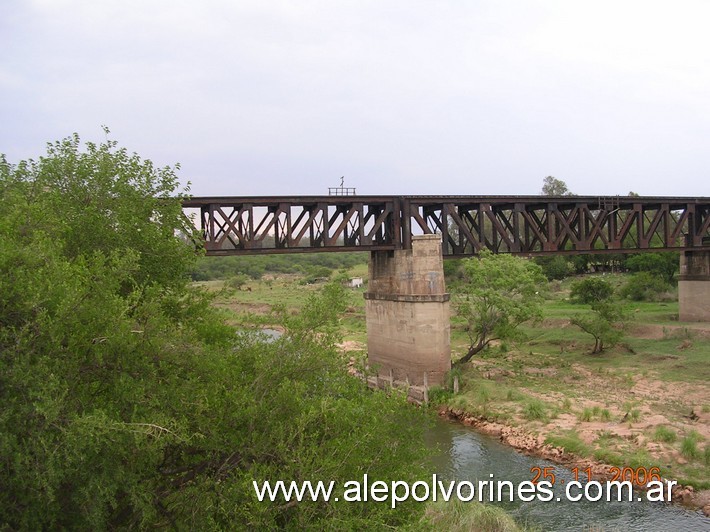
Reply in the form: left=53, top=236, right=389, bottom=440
left=436, top=322, right=710, bottom=517
left=341, top=333, right=710, bottom=517
left=203, top=274, right=710, bottom=517
left=439, top=406, right=710, bottom=516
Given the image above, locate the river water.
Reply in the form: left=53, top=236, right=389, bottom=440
left=426, top=417, right=710, bottom=531
left=249, top=330, right=708, bottom=529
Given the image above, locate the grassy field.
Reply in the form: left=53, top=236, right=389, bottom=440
left=450, top=276, right=710, bottom=491
left=202, top=268, right=710, bottom=492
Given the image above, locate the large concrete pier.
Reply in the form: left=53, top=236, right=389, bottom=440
left=364, top=234, right=451, bottom=386
left=679, top=250, right=710, bottom=322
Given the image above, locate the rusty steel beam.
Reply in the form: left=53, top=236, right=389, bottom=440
left=182, top=195, right=710, bottom=256
left=182, top=196, right=399, bottom=255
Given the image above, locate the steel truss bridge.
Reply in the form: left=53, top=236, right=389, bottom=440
left=182, top=196, right=710, bottom=256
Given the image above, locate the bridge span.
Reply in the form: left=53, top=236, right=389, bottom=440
left=183, top=195, right=710, bottom=386
left=183, top=195, right=710, bottom=256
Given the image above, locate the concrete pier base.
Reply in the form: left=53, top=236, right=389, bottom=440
left=678, top=250, right=710, bottom=322
left=364, top=234, right=450, bottom=386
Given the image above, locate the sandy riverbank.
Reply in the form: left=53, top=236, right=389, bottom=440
left=439, top=406, right=710, bottom=517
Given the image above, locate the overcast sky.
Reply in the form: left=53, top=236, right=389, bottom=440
left=2, top=0, right=709, bottom=197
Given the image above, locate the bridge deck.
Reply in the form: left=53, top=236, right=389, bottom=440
left=182, top=195, right=710, bottom=256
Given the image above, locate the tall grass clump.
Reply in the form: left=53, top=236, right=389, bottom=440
left=578, top=408, right=593, bottom=422
left=653, top=426, right=677, bottom=444
left=523, top=399, right=547, bottom=421
left=420, top=500, right=523, bottom=532
left=681, top=436, right=700, bottom=460
left=546, top=430, right=590, bottom=456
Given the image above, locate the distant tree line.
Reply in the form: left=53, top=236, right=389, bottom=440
left=191, top=252, right=368, bottom=281
left=534, top=176, right=680, bottom=299
left=533, top=252, right=679, bottom=282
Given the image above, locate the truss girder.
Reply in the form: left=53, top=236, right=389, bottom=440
left=181, top=196, right=710, bottom=256
left=190, top=197, right=399, bottom=255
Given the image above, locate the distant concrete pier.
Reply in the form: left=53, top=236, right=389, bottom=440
left=364, top=234, right=451, bottom=386
left=679, top=250, right=710, bottom=322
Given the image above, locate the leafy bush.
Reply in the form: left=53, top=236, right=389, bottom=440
left=443, top=257, right=466, bottom=284
left=570, top=277, right=614, bottom=304
left=571, top=301, right=626, bottom=353
left=226, top=273, right=250, bottom=290
left=624, top=252, right=679, bottom=284
left=571, top=254, right=591, bottom=274
left=427, top=386, right=452, bottom=406
left=0, top=134, right=428, bottom=529
left=534, top=255, right=572, bottom=280
left=620, top=272, right=671, bottom=301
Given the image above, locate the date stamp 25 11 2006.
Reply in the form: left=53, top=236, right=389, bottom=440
left=528, top=465, right=678, bottom=503
left=531, top=465, right=663, bottom=487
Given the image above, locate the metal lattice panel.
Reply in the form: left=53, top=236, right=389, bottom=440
left=182, top=196, right=400, bottom=255
left=182, top=196, right=710, bottom=256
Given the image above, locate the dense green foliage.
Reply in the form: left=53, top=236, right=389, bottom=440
left=442, top=258, right=467, bottom=287
left=624, top=252, right=678, bottom=285
left=540, top=175, right=572, bottom=196
left=620, top=271, right=672, bottom=301
left=570, top=301, right=627, bottom=353
left=618, top=252, right=677, bottom=302
left=0, top=135, right=427, bottom=529
left=533, top=255, right=573, bottom=280
left=191, top=252, right=367, bottom=281
left=569, top=277, right=614, bottom=304
left=453, top=251, right=545, bottom=364
left=568, top=277, right=626, bottom=353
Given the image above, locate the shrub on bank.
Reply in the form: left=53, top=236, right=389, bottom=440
left=620, top=272, right=673, bottom=301
left=0, top=134, right=428, bottom=529
left=569, top=277, right=614, bottom=304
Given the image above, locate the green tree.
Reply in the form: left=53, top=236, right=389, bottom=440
left=620, top=271, right=671, bottom=301
left=541, top=176, right=573, bottom=196
left=571, top=301, right=626, bottom=353
left=1, top=130, right=198, bottom=289
left=534, top=255, right=572, bottom=280
left=443, top=257, right=466, bottom=287
left=571, top=254, right=591, bottom=274
left=0, top=134, right=428, bottom=529
left=624, top=252, right=679, bottom=285
left=570, top=277, right=614, bottom=304
left=226, top=272, right=250, bottom=290
left=453, top=251, right=545, bottom=364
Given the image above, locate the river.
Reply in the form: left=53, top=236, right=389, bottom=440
left=427, top=417, right=710, bottom=531
left=251, top=329, right=708, bottom=529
